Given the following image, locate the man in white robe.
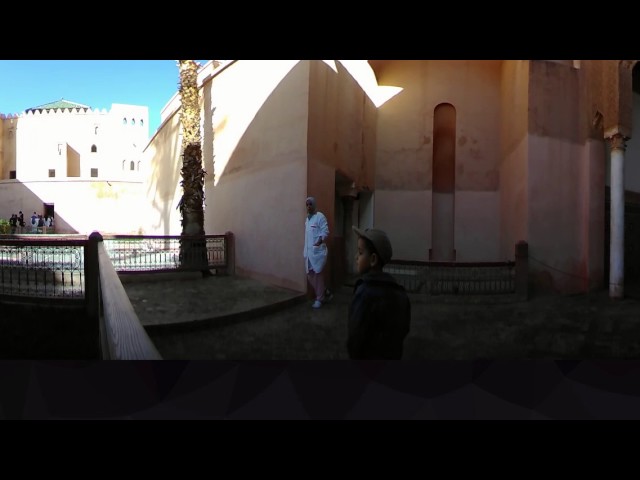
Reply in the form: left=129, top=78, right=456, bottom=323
left=304, top=197, right=332, bottom=308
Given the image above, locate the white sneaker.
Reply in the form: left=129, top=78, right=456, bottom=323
left=312, top=300, right=322, bottom=309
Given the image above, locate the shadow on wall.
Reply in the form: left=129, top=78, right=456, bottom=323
left=0, top=182, right=78, bottom=234
left=145, top=114, right=182, bottom=236
left=211, top=62, right=312, bottom=188
left=211, top=60, right=377, bottom=192
left=206, top=61, right=318, bottom=288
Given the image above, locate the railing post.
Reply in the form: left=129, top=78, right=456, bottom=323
left=515, top=241, right=529, bottom=300
left=225, top=231, right=235, bottom=276
left=85, top=231, right=103, bottom=322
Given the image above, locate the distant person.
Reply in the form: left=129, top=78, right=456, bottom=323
left=303, top=196, right=333, bottom=309
left=9, top=213, right=17, bottom=234
left=18, top=211, right=25, bottom=230
left=348, top=227, right=411, bottom=360
left=30, top=212, right=38, bottom=233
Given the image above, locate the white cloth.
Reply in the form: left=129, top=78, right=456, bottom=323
left=304, top=211, right=329, bottom=273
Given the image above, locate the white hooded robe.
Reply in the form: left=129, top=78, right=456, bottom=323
left=304, top=211, right=329, bottom=273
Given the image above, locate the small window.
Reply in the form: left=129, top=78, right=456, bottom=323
left=122, top=118, right=127, bottom=125
left=91, top=144, right=97, bottom=153
left=122, top=160, right=126, bottom=170
left=131, top=118, right=136, bottom=125
left=130, top=161, right=135, bottom=171
left=9, top=170, right=16, bottom=179
left=91, top=168, right=98, bottom=178
left=48, top=169, right=55, bottom=178
left=140, top=119, right=144, bottom=126
left=137, top=161, right=141, bottom=171
left=95, top=126, right=99, bottom=135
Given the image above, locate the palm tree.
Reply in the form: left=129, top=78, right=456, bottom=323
left=177, top=60, right=210, bottom=275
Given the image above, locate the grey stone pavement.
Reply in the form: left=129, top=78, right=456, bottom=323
left=122, top=272, right=640, bottom=360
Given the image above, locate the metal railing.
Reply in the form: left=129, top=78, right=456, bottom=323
left=3, top=226, right=58, bottom=235
left=102, top=234, right=231, bottom=273
left=0, top=235, right=87, bottom=299
left=384, top=260, right=515, bottom=294
left=383, top=242, right=529, bottom=299
left=1, top=231, right=236, bottom=359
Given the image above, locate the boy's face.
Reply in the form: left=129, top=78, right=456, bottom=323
left=355, top=237, right=374, bottom=275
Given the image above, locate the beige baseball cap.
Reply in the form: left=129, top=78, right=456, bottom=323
left=352, top=226, right=393, bottom=265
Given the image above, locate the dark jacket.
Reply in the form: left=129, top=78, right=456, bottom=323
left=347, top=271, right=411, bottom=360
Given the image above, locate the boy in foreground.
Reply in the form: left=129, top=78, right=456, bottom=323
left=348, top=227, right=411, bottom=360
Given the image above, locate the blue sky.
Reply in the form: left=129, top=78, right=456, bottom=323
left=0, top=60, right=209, bottom=135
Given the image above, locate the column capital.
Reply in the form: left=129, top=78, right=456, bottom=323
left=607, top=133, right=628, bottom=151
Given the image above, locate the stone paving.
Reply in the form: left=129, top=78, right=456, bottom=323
left=121, top=272, right=305, bottom=331
left=122, top=271, right=640, bottom=360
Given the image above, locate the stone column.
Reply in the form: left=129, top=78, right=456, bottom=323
left=608, top=133, right=627, bottom=299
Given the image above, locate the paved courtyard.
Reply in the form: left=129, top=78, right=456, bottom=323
left=122, top=272, right=640, bottom=360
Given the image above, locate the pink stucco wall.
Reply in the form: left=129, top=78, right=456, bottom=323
left=500, top=61, right=529, bottom=260
left=0, top=118, right=6, bottom=178
left=374, top=60, right=502, bottom=262
left=139, top=60, right=378, bottom=292
left=204, top=61, right=310, bottom=292
left=526, top=61, right=604, bottom=293
left=140, top=112, right=183, bottom=236
left=137, top=59, right=618, bottom=296
left=307, top=61, right=377, bottom=285
left=614, top=92, right=640, bottom=193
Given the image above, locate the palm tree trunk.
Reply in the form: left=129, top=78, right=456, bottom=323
left=177, top=60, right=210, bottom=274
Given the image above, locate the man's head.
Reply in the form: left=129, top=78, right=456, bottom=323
left=353, top=227, right=393, bottom=274
left=306, top=197, right=317, bottom=215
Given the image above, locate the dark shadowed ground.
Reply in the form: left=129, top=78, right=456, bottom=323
left=2, top=273, right=637, bottom=361
left=0, top=301, right=98, bottom=359
left=123, top=273, right=640, bottom=360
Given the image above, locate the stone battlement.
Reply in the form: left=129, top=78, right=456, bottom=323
left=1, top=107, right=110, bottom=119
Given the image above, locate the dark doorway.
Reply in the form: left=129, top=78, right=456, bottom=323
left=44, top=203, right=54, bottom=219
left=605, top=188, right=640, bottom=284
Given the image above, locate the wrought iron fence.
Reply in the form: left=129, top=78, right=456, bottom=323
left=384, top=260, right=516, bottom=295
left=0, top=237, right=86, bottom=298
left=102, top=235, right=228, bottom=273
left=0, top=233, right=233, bottom=300
left=0, top=232, right=233, bottom=359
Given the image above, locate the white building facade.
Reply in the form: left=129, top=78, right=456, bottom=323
left=0, top=99, right=149, bottom=234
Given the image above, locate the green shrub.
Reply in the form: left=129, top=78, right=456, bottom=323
left=0, top=219, right=10, bottom=234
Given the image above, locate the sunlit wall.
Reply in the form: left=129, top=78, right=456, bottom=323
left=0, top=104, right=149, bottom=233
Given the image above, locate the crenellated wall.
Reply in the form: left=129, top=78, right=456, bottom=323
left=0, top=102, right=150, bottom=233
left=0, top=103, right=149, bottom=181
